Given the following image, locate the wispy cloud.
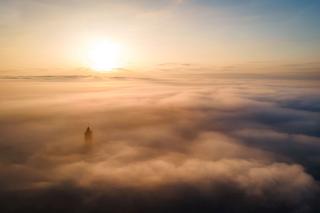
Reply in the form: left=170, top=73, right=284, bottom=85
left=0, top=73, right=319, bottom=212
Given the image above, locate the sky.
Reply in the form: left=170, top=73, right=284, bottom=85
left=0, top=0, right=319, bottom=73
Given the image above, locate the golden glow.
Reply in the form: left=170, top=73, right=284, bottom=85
left=86, top=40, right=123, bottom=72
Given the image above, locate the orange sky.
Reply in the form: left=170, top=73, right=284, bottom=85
left=0, top=0, right=319, bottom=74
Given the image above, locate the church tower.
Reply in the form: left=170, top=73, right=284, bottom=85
left=84, top=126, right=93, bottom=149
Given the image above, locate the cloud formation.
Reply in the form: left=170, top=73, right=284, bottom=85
left=0, top=74, right=319, bottom=212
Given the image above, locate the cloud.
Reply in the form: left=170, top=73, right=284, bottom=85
left=0, top=73, right=319, bottom=212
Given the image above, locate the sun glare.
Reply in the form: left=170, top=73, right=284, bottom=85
left=87, top=40, right=123, bottom=72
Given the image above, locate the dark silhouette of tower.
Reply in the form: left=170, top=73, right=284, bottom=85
left=84, top=127, right=93, bottom=150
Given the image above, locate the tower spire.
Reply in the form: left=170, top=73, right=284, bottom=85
left=84, top=126, right=93, bottom=150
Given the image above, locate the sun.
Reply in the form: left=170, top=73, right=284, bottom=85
left=86, top=40, right=123, bottom=72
